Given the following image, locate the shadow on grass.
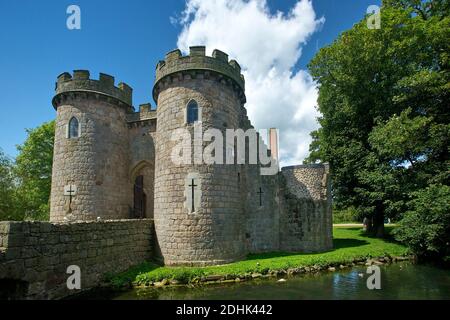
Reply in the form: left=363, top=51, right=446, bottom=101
left=245, top=238, right=369, bottom=261
left=335, top=225, right=400, bottom=243
left=109, top=226, right=407, bottom=288
left=333, top=238, right=369, bottom=249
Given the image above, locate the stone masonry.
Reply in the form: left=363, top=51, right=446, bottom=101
left=0, top=46, right=332, bottom=299
left=0, top=219, right=153, bottom=299
left=280, top=165, right=333, bottom=252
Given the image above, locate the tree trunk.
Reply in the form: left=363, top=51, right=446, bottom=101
left=365, top=203, right=385, bottom=237
left=372, top=203, right=385, bottom=238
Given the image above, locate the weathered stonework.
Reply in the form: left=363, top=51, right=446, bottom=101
left=280, top=165, right=333, bottom=252
left=152, top=48, right=247, bottom=265
left=55, top=71, right=133, bottom=107
left=154, top=47, right=245, bottom=103
left=0, top=46, right=332, bottom=299
left=51, top=95, right=132, bottom=222
left=0, top=220, right=153, bottom=299
left=48, top=46, right=332, bottom=264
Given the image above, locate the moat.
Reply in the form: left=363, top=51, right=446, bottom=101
left=110, top=262, right=449, bottom=300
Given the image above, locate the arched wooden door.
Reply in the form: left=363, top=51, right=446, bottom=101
left=133, top=175, right=146, bottom=218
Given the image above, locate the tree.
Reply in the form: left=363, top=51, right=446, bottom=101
left=393, top=184, right=450, bottom=261
left=305, top=0, right=449, bottom=237
left=0, top=149, right=21, bottom=220
left=14, top=120, right=55, bottom=221
left=384, top=0, right=450, bottom=20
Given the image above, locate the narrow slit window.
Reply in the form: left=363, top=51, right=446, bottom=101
left=68, top=117, right=79, bottom=138
left=187, top=100, right=198, bottom=124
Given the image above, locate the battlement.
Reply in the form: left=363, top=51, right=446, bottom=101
left=126, top=102, right=157, bottom=124
left=153, top=46, right=245, bottom=104
left=52, top=70, right=133, bottom=108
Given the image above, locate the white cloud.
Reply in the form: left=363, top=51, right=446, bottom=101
left=175, top=0, right=324, bottom=166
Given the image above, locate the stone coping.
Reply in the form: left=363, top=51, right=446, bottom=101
left=281, top=163, right=329, bottom=170
left=0, top=218, right=153, bottom=228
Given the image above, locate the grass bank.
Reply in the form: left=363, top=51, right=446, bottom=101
left=108, top=226, right=409, bottom=288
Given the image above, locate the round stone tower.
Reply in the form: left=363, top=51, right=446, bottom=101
left=50, top=70, right=133, bottom=222
left=153, top=46, right=247, bottom=266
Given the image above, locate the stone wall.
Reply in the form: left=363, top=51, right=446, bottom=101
left=128, top=120, right=157, bottom=219
left=153, top=47, right=247, bottom=266
left=151, top=47, right=332, bottom=261
left=42, top=47, right=334, bottom=278
left=244, top=170, right=280, bottom=253
left=282, top=164, right=330, bottom=200
left=51, top=94, right=132, bottom=222
left=51, top=71, right=161, bottom=223
left=0, top=219, right=153, bottom=299
left=279, top=164, right=333, bottom=252
left=153, top=77, right=246, bottom=266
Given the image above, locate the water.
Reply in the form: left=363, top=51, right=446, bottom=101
left=113, top=262, right=450, bottom=300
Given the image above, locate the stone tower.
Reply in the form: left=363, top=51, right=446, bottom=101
left=45, top=46, right=332, bottom=268
left=50, top=71, right=133, bottom=222
left=152, top=46, right=247, bottom=266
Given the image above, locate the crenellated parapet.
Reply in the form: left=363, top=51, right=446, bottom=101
left=52, top=70, right=133, bottom=109
left=126, top=103, right=157, bottom=130
left=153, top=46, right=246, bottom=104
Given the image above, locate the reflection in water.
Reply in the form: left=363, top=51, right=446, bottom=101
left=113, top=262, right=450, bottom=300
left=331, top=271, right=361, bottom=299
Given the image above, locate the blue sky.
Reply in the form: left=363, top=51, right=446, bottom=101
left=0, top=0, right=380, bottom=160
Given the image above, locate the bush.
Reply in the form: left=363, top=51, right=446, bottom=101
left=394, top=185, right=450, bottom=261
left=333, top=207, right=360, bottom=223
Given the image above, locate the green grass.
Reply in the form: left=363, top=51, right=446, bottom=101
left=108, top=226, right=408, bottom=288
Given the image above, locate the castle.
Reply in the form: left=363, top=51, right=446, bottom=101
left=50, top=46, right=333, bottom=266
left=0, top=47, right=333, bottom=299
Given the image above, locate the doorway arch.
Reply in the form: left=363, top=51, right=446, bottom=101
left=130, top=160, right=154, bottom=219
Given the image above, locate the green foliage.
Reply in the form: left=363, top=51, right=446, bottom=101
left=0, top=149, right=22, bottom=220
left=333, top=207, right=361, bottom=223
left=109, top=227, right=408, bottom=288
left=0, top=121, right=55, bottom=221
left=14, top=120, right=55, bottom=221
left=369, top=108, right=433, bottom=166
left=394, top=185, right=450, bottom=260
left=305, top=0, right=449, bottom=240
left=383, top=0, right=450, bottom=19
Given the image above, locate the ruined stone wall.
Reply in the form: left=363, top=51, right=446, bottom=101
left=0, top=219, right=153, bottom=299
left=238, top=109, right=280, bottom=253
left=279, top=164, right=333, bottom=252
left=243, top=169, right=280, bottom=253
